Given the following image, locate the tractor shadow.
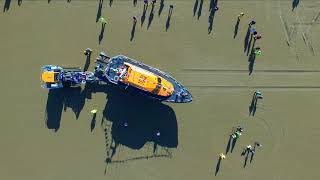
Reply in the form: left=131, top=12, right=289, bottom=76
left=102, top=84, right=178, bottom=150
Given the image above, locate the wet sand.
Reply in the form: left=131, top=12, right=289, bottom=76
left=0, top=0, right=320, bottom=180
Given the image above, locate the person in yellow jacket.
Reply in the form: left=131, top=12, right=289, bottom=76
left=99, top=17, right=107, bottom=25
left=219, top=153, right=226, bottom=160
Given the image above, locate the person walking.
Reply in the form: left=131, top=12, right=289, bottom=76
left=219, top=153, right=226, bottom=160
left=254, top=47, right=262, bottom=56
left=84, top=48, right=92, bottom=56
left=249, top=19, right=256, bottom=26
left=254, top=142, right=262, bottom=148
left=231, top=130, right=242, bottom=139
left=99, top=17, right=107, bottom=27
left=91, top=109, right=98, bottom=114
left=144, top=0, right=149, bottom=7
left=133, top=16, right=137, bottom=24
left=238, top=12, right=245, bottom=19
left=254, top=90, right=263, bottom=99
left=169, top=5, right=174, bottom=17
left=254, top=33, right=262, bottom=40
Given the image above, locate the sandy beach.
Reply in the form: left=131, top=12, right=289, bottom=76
left=0, top=0, right=320, bottom=179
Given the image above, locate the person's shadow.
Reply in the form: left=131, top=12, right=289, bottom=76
left=208, top=0, right=218, bottom=34
left=292, top=0, right=300, bottom=11
left=243, top=151, right=250, bottom=168
left=249, top=94, right=257, bottom=115
left=248, top=48, right=256, bottom=76
left=165, top=17, right=171, bottom=31
left=158, top=0, right=164, bottom=17
left=250, top=151, right=255, bottom=163
left=141, top=4, right=147, bottom=27
left=130, top=21, right=137, bottom=41
left=96, top=0, right=103, bottom=22
left=193, top=0, right=199, bottom=17
left=133, top=0, right=137, bottom=7
left=90, top=113, right=97, bottom=131
left=230, top=137, right=237, bottom=152
left=99, top=24, right=106, bottom=44
left=225, top=135, right=232, bottom=154
left=233, top=17, right=240, bottom=38
left=197, top=0, right=204, bottom=20
left=102, top=84, right=178, bottom=152
left=3, top=0, right=11, bottom=12
left=244, top=25, right=251, bottom=52
left=166, top=12, right=172, bottom=32
left=83, top=53, right=91, bottom=71
left=215, top=158, right=221, bottom=176
left=246, top=34, right=253, bottom=56
left=209, top=0, right=216, bottom=12
left=147, top=3, right=155, bottom=29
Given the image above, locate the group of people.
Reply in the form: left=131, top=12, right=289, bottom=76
left=248, top=19, right=263, bottom=56
left=217, top=90, right=264, bottom=173
left=97, top=0, right=173, bottom=42
left=218, top=14, right=266, bottom=169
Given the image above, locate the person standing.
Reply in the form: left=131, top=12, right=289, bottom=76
left=254, top=47, right=262, bottom=56
left=84, top=48, right=93, bottom=56
left=254, top=33, right=262, bottom=40
left=99, top=17, right=107, bottom=28
left=254, top=90, right=263, bottom=99
left=144, top=0, right=149, bottom=7
left=169, top=5, right=174, bottom=17
left=249, top=19, right=256, bottom=26
left=219, top=153, right=226, bottom=160
left=238, top=12, right=245, bottom=20
left=133, top=16, right=137, bottom=24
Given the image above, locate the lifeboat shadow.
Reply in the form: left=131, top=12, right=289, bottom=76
left=45, top=87, right=90, bottom=132
left=101, top=84, right=178, bottom=150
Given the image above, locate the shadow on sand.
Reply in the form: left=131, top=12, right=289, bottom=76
left=141, top=4, right=147, bottom=27
left=158, top=0, right=164, bottom=16
left=166, top=7, right=173, bottom=31
left=102, top=84, right=178, bottom=150
left=83, top=53, right=91, bottom=71
left=244, top=25, right=251, bottom=52
left=90, top=113, right=97, bottom=131
left=215, top=158, right=221, bottom=176
left=209, top=0, right=217, bottom=12
left=292, top=0, right=300, bottom=11
left=197, top=0, right=204, bottom=19
left=45, top=83, right=178, bottom=162
left=249, top=94, right=257, bottom=115
left=45, top=86, right=91, bottom=132
left=244, top=151, right=249, bottom=168
left=147, top=3, right=155, bottom=30
left=3, top=0, right=11, bottom=12
left=225, top=135, right=232, bottom=154
left=193, top=0, right=199, bottom=17
left=99, top=24, right=106, bottom=44
left=130, top=21, right=137, bottom=41
left=248, top=41, right=257, bottom=75
left=96, top=0, right=103, bottom=22
left=230, top=137, right=237, bottom=152
left=233, top=17, right=240, bottom=38
left=208, top=0, right=218, bottom=34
